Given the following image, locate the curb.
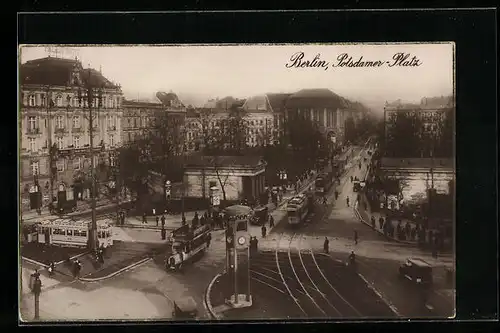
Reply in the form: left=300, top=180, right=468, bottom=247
left=358, top=272, right=401, bottom=317
left=353, top=205, right=415, bottom=246
left=205, top=272, right=224, bottom=320
left=79, top=257, right=152, bottom=282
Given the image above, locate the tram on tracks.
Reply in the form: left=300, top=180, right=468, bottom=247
left=31, top=217, right=114, bottom=248
left=315, top=172, right=333, bottom=195
left=286, top=193, right=314, bottom=226
left=166, top=224, right=211, bottom=271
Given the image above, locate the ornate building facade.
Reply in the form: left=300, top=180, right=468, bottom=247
left=19, top=56, right=123, bottom=205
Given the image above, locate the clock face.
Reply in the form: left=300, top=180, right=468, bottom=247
left=237, top=236, right=246, bottom=245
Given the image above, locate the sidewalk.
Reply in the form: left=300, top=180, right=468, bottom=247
left=21, top=198, right=127, bottom=223
left=354, top=162, right=452, bottom=252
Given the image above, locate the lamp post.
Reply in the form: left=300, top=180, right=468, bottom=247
left=77, top=68, right=103, bottom=252
left=30, top=270, right=42, bottom=320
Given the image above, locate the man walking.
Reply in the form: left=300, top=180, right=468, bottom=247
left=323, top=237, right=329, bottom=254
left=261, top=225, right=267, bottom=238
left=354, top=230, right=359, bottom=245
left=269, top=214, right=275, bottom=228
left=155, top=215, right=159, bottom=227
left=346, top=196, right=350, bottom=207
left=142, top=212, right=147, bottom=224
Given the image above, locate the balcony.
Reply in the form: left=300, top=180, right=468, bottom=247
left=26, top=127, right=41, bottom=135
left=107, top=125, right=117, bottom=132
left=54, top=127, right=67, bottom=134
left=72, top=126, right=83, bottom=133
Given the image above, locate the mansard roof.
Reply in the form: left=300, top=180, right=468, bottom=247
left=20, top=57, right=119, bottom=89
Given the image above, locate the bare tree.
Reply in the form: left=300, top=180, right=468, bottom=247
left=207, top=156, right=236, bottom=202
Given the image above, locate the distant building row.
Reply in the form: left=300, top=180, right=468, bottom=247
left=19, top=56, right=369, bottom=198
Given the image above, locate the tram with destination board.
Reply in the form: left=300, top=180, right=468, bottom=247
left=315, top=172, right=334, bottom=195
left=286, top=193, right=314, bottom=226
left=34, top=217, right=113, bottom=248
left=166, top=224, right=211, bottom=271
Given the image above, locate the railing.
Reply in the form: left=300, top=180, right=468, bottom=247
left=54, top=127, right=66, bottom=133
left=72, top=126, right=83, bottom=133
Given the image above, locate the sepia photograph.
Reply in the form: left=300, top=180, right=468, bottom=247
left=18, top=43, right=455, bottom=322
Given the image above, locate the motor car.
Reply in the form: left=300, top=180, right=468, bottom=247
left=250, top=206, right=268, bottom=225
left=398, top=257, right=433, bottom=287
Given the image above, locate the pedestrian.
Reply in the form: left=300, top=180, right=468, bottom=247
left=206, top=232, right=212, bottom=248
left=155, top=215, right=159, bottom=227
left=371, top=216, right=376, bottom=229
left=350, top=175, right=353, bottom=182
left=334, top=190, right=339, bottom=200
left=269, top=214, right=275, bottom=228
left=181, top=215, right=186, bottom=226
left=200, top=215, right=206, bottom=226
left=142, top=212, right=147, bottom=224
left=354, top=230, right=358, bottom=245
left=193, top=212, right=199, bottom=227
left=254, top=237, right=259, bottom=253
left=48, top=262, right=55, bottom=277
left=161, top=215, right=166, bottom=228
left=346, top=196, right=350, bottom=207
left=261, top=225, right=267, bottom=238
left=323, top=237, right=329, bottom=254
left=378, top=216, right=384, bottom=230
left=411, top=227, right=416, bottom=241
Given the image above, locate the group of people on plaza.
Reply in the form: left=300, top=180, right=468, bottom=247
left=370, top=214, right=445, bottom=257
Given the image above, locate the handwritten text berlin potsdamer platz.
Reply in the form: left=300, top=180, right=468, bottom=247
left=285, top=52, right=423, bottom=70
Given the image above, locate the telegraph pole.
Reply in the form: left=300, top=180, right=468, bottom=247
left=45, top=86, right=55, bottom=207
left=80, top=67, right=102, bottom=252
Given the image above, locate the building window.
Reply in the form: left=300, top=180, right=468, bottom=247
left=109, top=134, right=115, bottom=147
left=31, top=161, right=39, bottom=175
left=56, top=116, right=64, bottom=129
left=127, top=132, right=132, bottom=142
left=56, top=95, right=63, bottom=107
left=28, top=116, right=36, bottom=130
left=72, top=116, right=80, bottom=128
left=57, top=137, right=64, bottom=149
left=73, top=136, right=80, bottom=148
left=40, top=94, right=46, bottom=107
left=102, top=96, right=107, bottom=108
left=73, top=157, right=81, bottom=170
left=28, top=95, right=36, bottom=106
left=29, top=138, right=36, bottom=152
left=72, top=96, right=78, bottom=107
left=56, top=160, right=65, bottom=172
left=110, top=156, right=116, bottom=167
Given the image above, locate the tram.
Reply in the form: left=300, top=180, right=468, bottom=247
left=35, top=217, right=114, bottom=249
left=286, top=193, right=314, bottom=226
left=166, top=224, right=211, bottom=271
left=315, top=172, right=333, bottom=195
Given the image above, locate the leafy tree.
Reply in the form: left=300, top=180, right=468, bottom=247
left=385, top=111, right=424, bottom=157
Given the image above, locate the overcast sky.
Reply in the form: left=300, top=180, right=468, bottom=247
left=20, top=44, right=453, bottom=112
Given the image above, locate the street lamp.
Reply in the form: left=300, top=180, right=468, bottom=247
left=30, top=270, right=42, bottom=320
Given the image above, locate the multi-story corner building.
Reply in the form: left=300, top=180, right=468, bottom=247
left=19, top=56, right=123, bottom=204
